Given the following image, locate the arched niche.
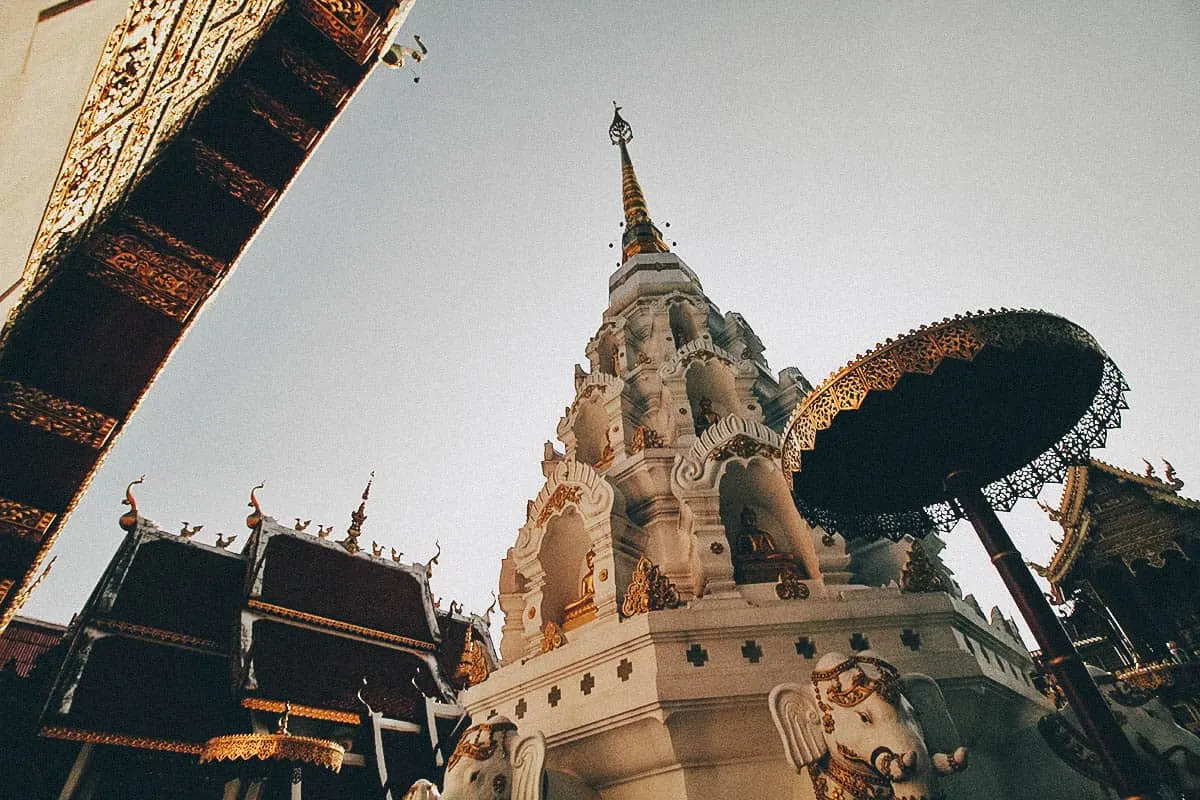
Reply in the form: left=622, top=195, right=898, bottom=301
left=685, top=359, right=739, bottom=432
left=537, top=507, right=593, bottom=628
left=596, top=333, right=621, bottom=377
left=717, top=459, right=820, bottom=583
left=571, top=399, right=611, bottom=467
left=668, top=302, right=701, bottom=348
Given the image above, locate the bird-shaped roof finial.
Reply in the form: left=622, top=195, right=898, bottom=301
left=119, top=476, right=145, bottom=532
left=246, top=482, right=265, bottom=529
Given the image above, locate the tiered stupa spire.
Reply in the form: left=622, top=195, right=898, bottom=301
left=610, top=102, right=669, bottom=262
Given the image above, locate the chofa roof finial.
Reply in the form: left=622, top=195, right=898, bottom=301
left=119, top=475, right=145, bottom=532
left=246, top=482, right=265, bottom=529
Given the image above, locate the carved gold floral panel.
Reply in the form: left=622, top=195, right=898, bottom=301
left=22, top=0, right=285, bottom=289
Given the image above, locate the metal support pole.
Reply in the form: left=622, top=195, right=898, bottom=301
left=945, top=471, right=1153, bottom=800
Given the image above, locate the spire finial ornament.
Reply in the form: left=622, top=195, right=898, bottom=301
left=119, top=475, right=145, bottom=532
left=340, top=471, right=373, bottom=554
left=609, top=103, right=669, bottom=261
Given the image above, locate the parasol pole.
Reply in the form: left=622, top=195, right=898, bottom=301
left=945, top=470, right=1152, bottom=800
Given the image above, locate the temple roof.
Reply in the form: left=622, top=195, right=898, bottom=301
left=1041, top=459, right=1200, bottom=585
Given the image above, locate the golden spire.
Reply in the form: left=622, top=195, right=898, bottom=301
left=609, top=102, right=669, bottom=262
left=339, top=472, right=373, bottom=554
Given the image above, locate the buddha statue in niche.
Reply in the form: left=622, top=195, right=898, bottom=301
left=563, top=549, right=598, bottom=631
left=694, top=397, right=721, bottom=435
left=732, top=506, right=800, bottom=585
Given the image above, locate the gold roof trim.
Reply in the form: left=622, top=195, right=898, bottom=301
left=199, top=733, right=344, bottom=772
left=241, top=697, right=361, bottom=725
left=1042, top=459, right=1200, bottom=584
left=92, top=618, right=221, bottom=652
left=246, top=599, right=436, bottom=652
left=40, top=725, right=202, bottom=755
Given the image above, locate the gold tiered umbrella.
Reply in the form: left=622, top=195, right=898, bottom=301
left=781, top=309, right=1149, bottom=799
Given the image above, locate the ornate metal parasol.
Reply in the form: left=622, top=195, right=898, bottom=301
left=781, top=308, right=1150, bottom=798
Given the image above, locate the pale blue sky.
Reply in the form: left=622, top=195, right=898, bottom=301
left=25, top=2, right=1200, bottom=642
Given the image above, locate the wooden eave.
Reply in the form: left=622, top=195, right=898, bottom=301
left=0, top=0, right=415, bottom=634
left=1044, top=459, right=1200, bottom=585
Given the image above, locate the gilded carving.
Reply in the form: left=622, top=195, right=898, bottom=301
left=0, top=499, right=56, bottom=542
left=782, top=310, right=1104, bottom=474
left=621, top=556, right=679, bottom=617
left=456, top=629, right=491, bottom=687
left=241, top=697, right=361, bottom=724
left=246, top=599, right=436, bottom=652
left=708, top=434, right=780, bottom=463
left=294, top=0, right=386, bottom=64
left=199, top=732, right=344, bottom=771
left=91, top=617, right=220, bottom=651
left=629, top=425, right=665, bottom=453
left=447, top=720, right=517, bottom=771
left=278, top=44, right=351, bottom=106
left=241, top=83, right=321, bottom=148
left=540, top=621, right=565, bottom=653
left=0, top=381, right=117, bottom=448
left=22, top=0, right=284, bottom=288
left=40, top=726, right=203, bottom=755
left=535, top=484, right=582, bottom=527
left=775, top=568, right=811, bottom=600
left=899, top=540, right=949, bottom=594
left=189, top=140, right=279, bottom=212
left=86, top=229, right=214, bottom=321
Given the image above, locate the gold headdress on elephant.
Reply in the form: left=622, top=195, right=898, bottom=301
left=446, top=720, right=517, bottom=771
left=811, top=654, right=902, bottom=732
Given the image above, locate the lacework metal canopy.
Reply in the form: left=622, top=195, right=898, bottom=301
left=781, top=309, right=1129, bottom=542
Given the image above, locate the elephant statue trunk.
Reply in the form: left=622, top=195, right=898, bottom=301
left=770, top=651, right=969, bottom=800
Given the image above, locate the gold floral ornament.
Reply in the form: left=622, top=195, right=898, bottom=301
left=540, top=621, right=565, bottom=653
left=811, top=655, right=902, bottom=709
left=447, top=719, right=517, bottom=771
left=629, top=425, right=666, bottom=453
left=199, top=705, right=344, bottom=773
left=899, top=540, right=949, bottom=594
left=456, top=628, right=491, bottom=688
left=775, top=567, right=810, bottom=600
left=621, top=556, right=680, bottom=617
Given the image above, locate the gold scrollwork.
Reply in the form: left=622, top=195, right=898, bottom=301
left=293, top=0, right=385, bottom=65
left=91, top=618, right=221, bottom=652
left=199, top=733, right=344, bottom=772
left=246, top=599, right=437, bottom=652
left=40, top=725, right=203, bottom=755
left=241, top=83, right=321, bottom=148
left=899, top=540, right=949, bottom=594
left=708, top=434, right=780, bottom=463
left=278, top=45, right=351, bottom=106
left=629, top=425, right=666, bottom=453
left=540, top=621, right=565, bottom=653
left=0, top=381, right=116, bottom=448
left=0, top=499, right=57, bottom=542
left=536, top=485, right=582, bottom=527
left=781, top=310, right=1104, bottom=474
left=455, top=629, right=491, bottom=688
left=85, top=229, right=214, bottom=322
left=241, top=697, right=361, bottom=724
left=775, top=568, right=810, bottom=600
left=189, top=140, right=279, bottom=213
left=22, top=0, right=283, bottom=287
left=621, top=556, right=680, bottom=617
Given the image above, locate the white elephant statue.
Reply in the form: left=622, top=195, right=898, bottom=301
left=1039, top=665, right=1200, bottom=798
left=770, top=651, right=968, bottom=800
left=413, top=717, right=599, bottom=800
